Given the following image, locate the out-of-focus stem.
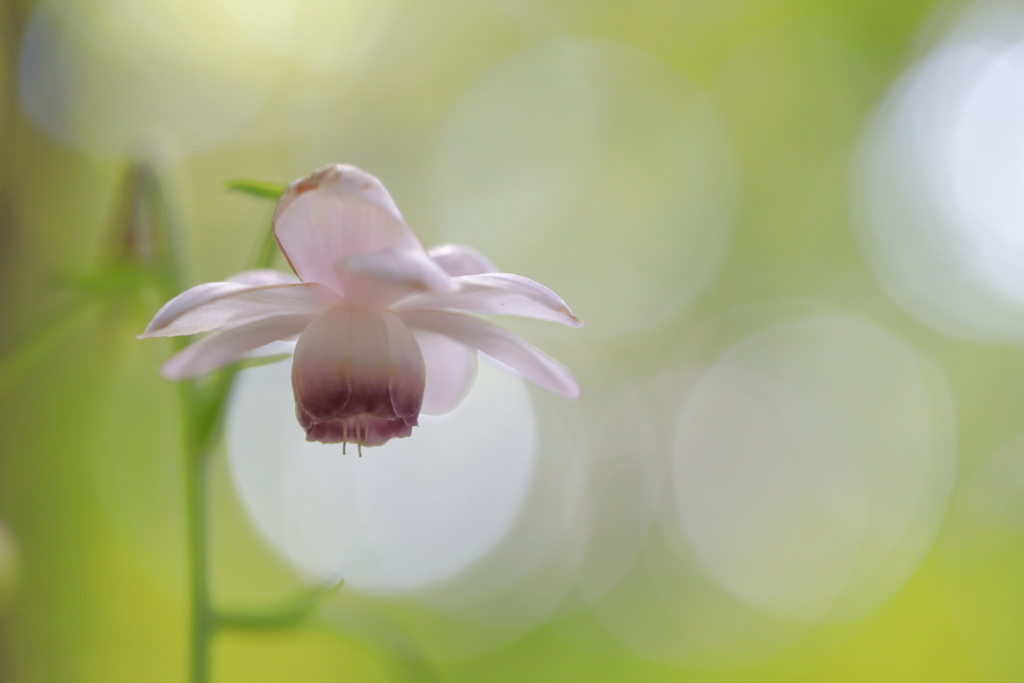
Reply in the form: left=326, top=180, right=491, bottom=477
left=172, top=174, right=312, bottom=682
left=181, top=371, right=233, bottom=683
left=185, top=437, right=213, bottom=683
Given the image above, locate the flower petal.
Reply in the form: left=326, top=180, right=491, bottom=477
left=273, top=164, right=422, bottom=292
left=226, top=269, right=301, bottom=286
left=139, top=281, right=337, bottom=339
left=428, top=244, right=497, bottom=276
left=161, top=313, right=315, bottom=380
left=333, top=247, right=456, bottom=308
left=397, top=310, right=580, bottom=399
left=292, top=307, right=425, bottom=444
left=411, top=329, right=478, bottom=415
left=395, top=272, right=582, bottom=327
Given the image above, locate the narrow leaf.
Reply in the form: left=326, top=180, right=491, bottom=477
left=225, top=179, right=287, bottom=201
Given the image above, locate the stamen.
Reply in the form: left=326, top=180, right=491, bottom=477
left=342, top=422, right=349, bottom=455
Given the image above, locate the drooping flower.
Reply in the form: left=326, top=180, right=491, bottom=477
left=139, top=164, right=581, bottom=448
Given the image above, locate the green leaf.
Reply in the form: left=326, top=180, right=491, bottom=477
left=225, top=179, right=287, bottom=201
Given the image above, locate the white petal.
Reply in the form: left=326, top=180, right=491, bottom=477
left=139, top=281, right=337, bottom=339
left=273, top=164, right=422, bottom=292
left=397, top=310, right=580, bottom=399
left=395, top=272, right=582, bottom=327
left=412, top=329, right=478, bottom=415
left=161, top=314, right=314, bottom=380
left=333, top=247, right=456, bottom=308
left=226, top=269, right=301, bottom=286
left=428, top=243, right=497, bottom=276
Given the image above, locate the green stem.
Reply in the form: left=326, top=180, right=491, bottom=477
left=180, top=369, right=246, bottom=683
left=186, top=434, right=213, bottom=683
left=175, top=177, right=298, bottom=682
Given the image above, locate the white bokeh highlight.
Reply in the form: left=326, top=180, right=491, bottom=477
left=855, top=5, right=1024, bottom=341
left=227, top=355, right=538, bottom=595
left=565, top=379, right=663, bottom=602
left=671, top=315, right=955, bottom=621
left=433, top=39, right=736, bottom=338
left=18, top=0, right=288, bottom=156
left=17, top=0, right=394, bottom=158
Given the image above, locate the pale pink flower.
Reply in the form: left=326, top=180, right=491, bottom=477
left=140, top=164, right=581, bottom=447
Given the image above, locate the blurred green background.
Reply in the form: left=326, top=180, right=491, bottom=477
left=5, top=0, right=1024, bottom=680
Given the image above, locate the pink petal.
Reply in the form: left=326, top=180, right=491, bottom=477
left=333, top=247, right=456, bottom=308
left=273, top=164, right=422, bottom=293
left=412, top=329, right=478, bottom=415
left=428, top=244, right=497, bottom=276
left=139, top=281, right=337, bottom=339
left=161, top=314, right=315, bottom=380
left=226, top=269, right=301, bottom=286
left=397, top=310, right=580, bottom=399
left=394, top=272, right=582, bottom=327
left=292, top=307, right=425, bottom=445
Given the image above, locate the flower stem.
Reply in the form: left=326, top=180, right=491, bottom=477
left=186, top=437, right=213, bottom=683
left=173, top=179, right=294, bottom=682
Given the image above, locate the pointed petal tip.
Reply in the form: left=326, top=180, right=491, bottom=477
left=560, top=307, right=584, bottom=328
left=158, top=362, right=187, bottom=381
left=137, top=320, right=171, bottom=339
left=553, top=373, right=582, bottom=400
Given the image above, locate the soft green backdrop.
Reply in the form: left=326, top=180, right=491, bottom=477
left=2, top=0, right=1021, bottom=681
